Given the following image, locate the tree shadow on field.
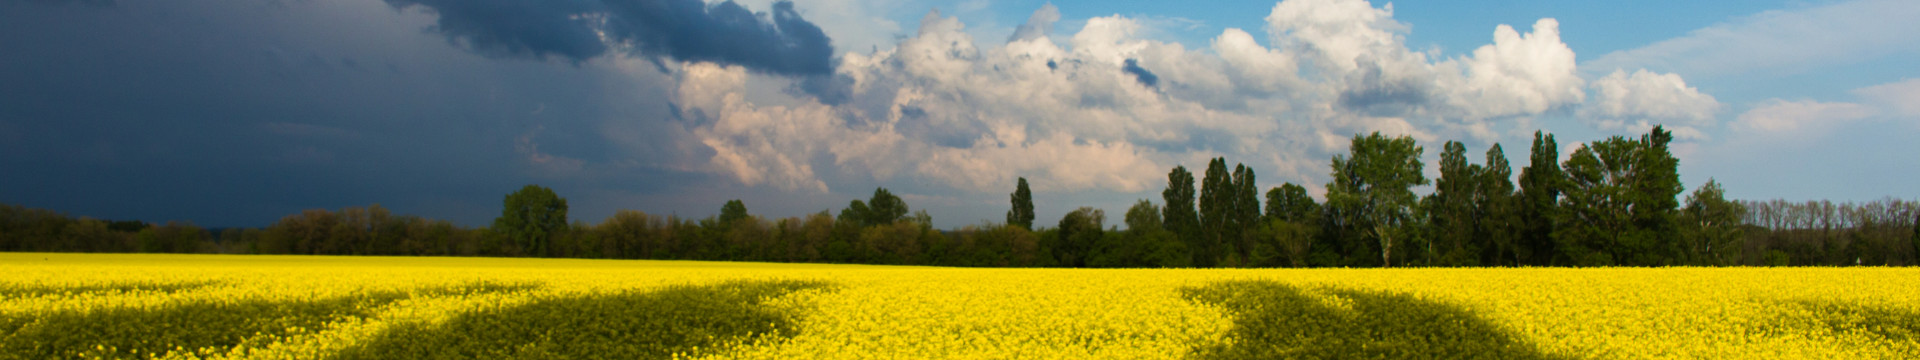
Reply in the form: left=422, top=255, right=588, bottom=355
left=331, top=280, right=831, bottom=360
left=0, top=281, right=538, bottom=360
left=1181, top=281, right=1568, bottom=360
left=0, top=280, right=222, bottom=299
left=1767, top=301, right=1920, bottom=346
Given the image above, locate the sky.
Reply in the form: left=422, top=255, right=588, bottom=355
left=2, top=0, right=1917, bottom=230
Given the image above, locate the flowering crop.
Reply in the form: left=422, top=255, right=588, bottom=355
left=2, top=253, right=1916, bottom=359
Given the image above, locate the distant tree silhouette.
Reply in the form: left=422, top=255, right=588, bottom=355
left=494, top=185, right=568, bottom=257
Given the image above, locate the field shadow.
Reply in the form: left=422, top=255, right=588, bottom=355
left=0, top=280, right=222, bottom=299
left=1181, top=281, right=1567, bottom=360
left=0, top=281, right=537, bottom=360
left=1773, top=301, right=1920, bottom=344
left=331, top=280, right=831, bottom=360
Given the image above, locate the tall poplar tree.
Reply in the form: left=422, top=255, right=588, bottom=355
left=1631, top=126, right=1685, bottom=264
left=1198, top=158, right=1234, bottom=267
left=1231, top=164, right=1260, bottom=266
left=1518, top=131, right=1563, bottom=266
left=1478, top=144, right=1521, bottom=266
left=1007, top=177, right=1035, bottom=229
left=1429, top=140, right=1481, bottom=266
left=1162, top=166, right=1200, bottom=264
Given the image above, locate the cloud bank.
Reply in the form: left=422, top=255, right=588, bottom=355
left=1583, top=0, right=1920, bottom=79
left=377, top=0, right=1723, bottom=199
left=654, top=0, right=1692, bottom=195
left=387, top=0, right=834, bottom=75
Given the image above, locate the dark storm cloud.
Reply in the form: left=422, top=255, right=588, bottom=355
left=793, top=74, right=854, bottom=105
left=23, top=0, right=115, bottom=6
left=386, top=0, right=835, bottom=76
left=0, top=0, right=707, bottom=228
left=1121, top=58, right=1158, bottom=88
left=381, top=0, right=609, bottom=62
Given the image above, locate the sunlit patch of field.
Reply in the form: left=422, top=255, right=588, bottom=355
left=2, top=253, right=1917, bottom=359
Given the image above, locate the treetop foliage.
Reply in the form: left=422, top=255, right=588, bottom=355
left=5, top=126, right=1914, bottom=268
left=1007, top=178, right=1035, bottom=230
left=494, top=185, right=568, bottom=257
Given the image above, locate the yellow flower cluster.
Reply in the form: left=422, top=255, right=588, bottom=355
left=2, top=253, right=1916, bottom=359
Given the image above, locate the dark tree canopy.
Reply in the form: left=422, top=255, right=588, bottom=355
left=1054, top=207, right=1105, bottom=267
left=1477, top=144, right=1521, bottom=266
left=838, top=200, right=871, bottom=228
left=493, top=184, right=569, bottom=257
left=1007, top=177, right=1035, bottom=229
left=1231, top=164, right=1260, bottom=265
left=1326, top=132, right=1427, bottom=267
left=866, top=188, right=909, bottom=226
left=1125, top=199, right=1163, bottom=233
left=1162, top=166, right=1200, bottom=261
left=1198, top=158, right=1234, bottom=268
left=14, top=123, right=1916, bottom=269
left=1680, top=179, right=1743, bottom=265
left=1265, top=183, right=1319, bottom=223
left=1429, top=140, right=1481, bottom=266
left=1519, top=131, right=1564, bottom=266
left=1557, top=126, right=1684, bottom=266
left=720, top=200, right=749, bottom=226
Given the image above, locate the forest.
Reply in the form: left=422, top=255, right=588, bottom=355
left=2, top=126, right=1915, bottom=267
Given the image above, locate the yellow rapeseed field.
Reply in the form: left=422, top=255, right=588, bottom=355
left=3, top=253, right=1917, bottom=359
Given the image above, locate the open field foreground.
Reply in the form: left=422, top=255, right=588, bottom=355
left=3, top=254, right=1918, bottom=359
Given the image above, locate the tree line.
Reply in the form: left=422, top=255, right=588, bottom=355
left=2, top=126, right=1914, bottom=267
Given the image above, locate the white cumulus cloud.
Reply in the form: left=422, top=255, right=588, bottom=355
left=649, top=0, right=1689, bottom=198
left=1581, top=69, right=1721, bottom=139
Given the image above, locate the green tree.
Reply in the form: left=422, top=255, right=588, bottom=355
left=1265, top=183, right=1318, bottom=223
left=136, top=221, right=207, bottom=254
left=1478, top=144, right=1522, bottom=266
left=1428, top=140, right=1482, bottom=267
left=1054, top=207, right=1104, bottom=267
left=1680, top=179, right=1744, bottom=266
left=864, top=188, right=909, bottom=226
left=1631, top=127, right=1685, bottom=265
left=1255, top=217, right=1317, bottom=267
left=1162, top=166, right=1200, bottom=264
left=839, top=200, right=870, bottom=228
left=719, top=200, right=749, bottom=226
left=493, top=184, right=569, bottom=257
left=1557, top=126, right=1684, bottom=266
left=1911, top=212, right=1919, bottom=266
left=1124, top=199, right=1189, bottom=268
left=1198, top=158, right=1233, bottom=267
left=1126, top=199, right=1163, bottom=232
left=1231, top=164, right=1260, bottom=266
left=1007, top=177, right=1035, bottom=229
left=1262, top=183, right=1321, bottom=267
left=1326, top=132, right=1427, bottom=267
left=1518, top=131, right=1563, bottom=266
